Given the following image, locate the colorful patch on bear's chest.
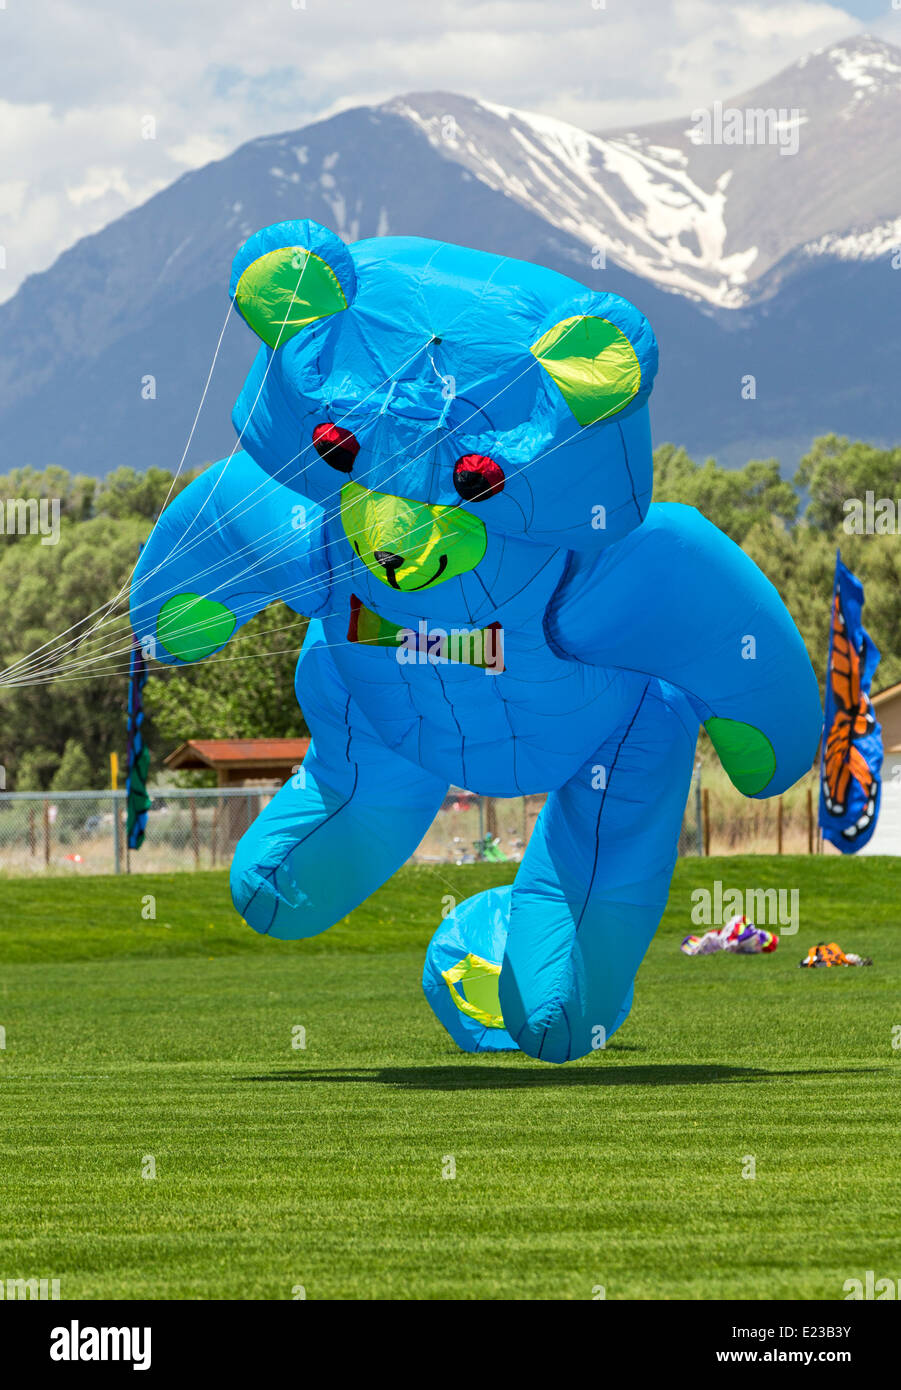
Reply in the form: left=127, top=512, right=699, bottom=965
left=347, top=595, right=505, bottom=672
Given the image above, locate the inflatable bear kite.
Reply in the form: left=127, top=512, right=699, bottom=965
left=130, top=221, right=821, bottom=1063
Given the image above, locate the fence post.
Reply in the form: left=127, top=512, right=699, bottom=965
left=806, top=787, right=813, bottom=855
left=112, top=793, right=121, bottom=875
left=702, top=788, right=710, bottom=856
left=190, top=794, right=200, bottom=870
left=42, top=799, right=50, bottom=866
left=694, top=770, right=703, bottom=856
left=777, top=797, right=783, bottom=855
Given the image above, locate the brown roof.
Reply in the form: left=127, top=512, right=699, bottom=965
left=164, top=738, right=310, bottom=770
left=872, top=680, right=901, bottom=707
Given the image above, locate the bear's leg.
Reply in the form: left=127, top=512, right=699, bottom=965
left=496, top=680, right=697, bottom=1063
left=230, top=689, right=446, bottom=941
left=422, top=883, right=522, bottom=1054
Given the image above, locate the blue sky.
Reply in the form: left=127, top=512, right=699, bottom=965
left=842, top=0, right=899, bottom=15
left=1, top=0, right=898, bottom=300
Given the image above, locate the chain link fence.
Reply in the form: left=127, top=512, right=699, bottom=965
left=0, top=788, right=267, bottom=877
left=0, top=769, right=704, bottom=877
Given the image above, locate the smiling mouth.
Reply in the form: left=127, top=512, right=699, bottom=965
left=389, top=554, right=448, bottom=590
left=353, top=542, right=449, bottom=591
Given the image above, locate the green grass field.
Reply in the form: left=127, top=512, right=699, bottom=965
left=0, top=855, right=899, bottom=1300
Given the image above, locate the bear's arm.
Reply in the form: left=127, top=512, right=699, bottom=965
left=548, top=501, right=821, bottom=798
left=129, top=451, right=330, bottom=666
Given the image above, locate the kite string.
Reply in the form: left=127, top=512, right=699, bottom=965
left=0, top=327, right=438, bottom=686
left=1, top=405, right=588, bottom=688
left=2, top=309, right=592, bottom=685
left=52, top=276, right=582, bottom=662
left=0, top=298, right=238, bottom=686
left=0, top=250, right=314, bottom=686
left=5, top=333, right=471, bottom=682
left=121, top=301, right=591, bottom=615
left=2, top=318, right=592, bottom=687
left=1, top=244, right=317, bottom=686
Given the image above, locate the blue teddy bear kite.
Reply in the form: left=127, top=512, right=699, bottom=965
left=130, top=220, right=821, bottom=1064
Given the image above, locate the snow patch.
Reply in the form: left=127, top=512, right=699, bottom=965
left=387, top=80, right=895, bottom=310
left=446, top=101, right=758, bottom=305
left=830, top=44, right=901, bottom=90
left=802, top=217, right=901, bottom=261
left=646, top=144, right=689, bottom=168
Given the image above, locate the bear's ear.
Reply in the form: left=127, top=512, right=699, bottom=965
left=230, top=220, right=356, bottom=349
left=530, top=303, right=657, bottom=426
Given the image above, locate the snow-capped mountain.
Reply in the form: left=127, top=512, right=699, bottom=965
left=0, top=34, right=897, bottom=479
left=387, top=35, right=901, bottom=309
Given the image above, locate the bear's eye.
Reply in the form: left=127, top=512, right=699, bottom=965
left=312, top=422, right=360, bottom=473
left=453, top=453, right=505, bottom=502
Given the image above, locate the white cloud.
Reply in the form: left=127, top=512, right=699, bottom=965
left=168, top=136, right=232, bottom=169
left=0, top=0, right=877, bottom=300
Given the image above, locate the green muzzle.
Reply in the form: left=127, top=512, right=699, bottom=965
left=340, top=481, right=486, bottom=591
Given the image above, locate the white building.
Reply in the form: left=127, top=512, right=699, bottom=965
left=858, top=681, right=901, bottom=855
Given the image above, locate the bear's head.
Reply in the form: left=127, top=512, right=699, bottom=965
left=230, top=220, right=658, bottom=604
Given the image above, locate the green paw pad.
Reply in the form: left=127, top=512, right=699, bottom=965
left=157, top=593, right=236, bottom=663
left=442, top=954, right=506, bottom=1030
left=705, top=717, right=777, bottom=796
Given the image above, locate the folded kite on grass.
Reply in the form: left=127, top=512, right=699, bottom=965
left=798, top=942, right=872, bottom=967
left=681, top=914, right=778, bottom=957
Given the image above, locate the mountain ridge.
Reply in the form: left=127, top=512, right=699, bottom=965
left=0, top=33, right=898, bottom=478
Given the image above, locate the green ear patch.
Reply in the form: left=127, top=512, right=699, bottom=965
left=706, top=717, right=777, bottom=796
left=531, top=315, right=642, bottom=426
left=235, top=247, right=348, bottom=349
left=157, top=593, right=236, bottom=663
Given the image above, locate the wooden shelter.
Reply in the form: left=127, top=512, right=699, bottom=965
left=164, top=738, right=310, bottom=788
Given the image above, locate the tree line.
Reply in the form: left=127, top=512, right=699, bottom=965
left=0, top=435, right=898, bottom=789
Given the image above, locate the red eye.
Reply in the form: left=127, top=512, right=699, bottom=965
left=453, top=453, right=505, bottom=502
left=312, top=423, right=359, bottom=473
